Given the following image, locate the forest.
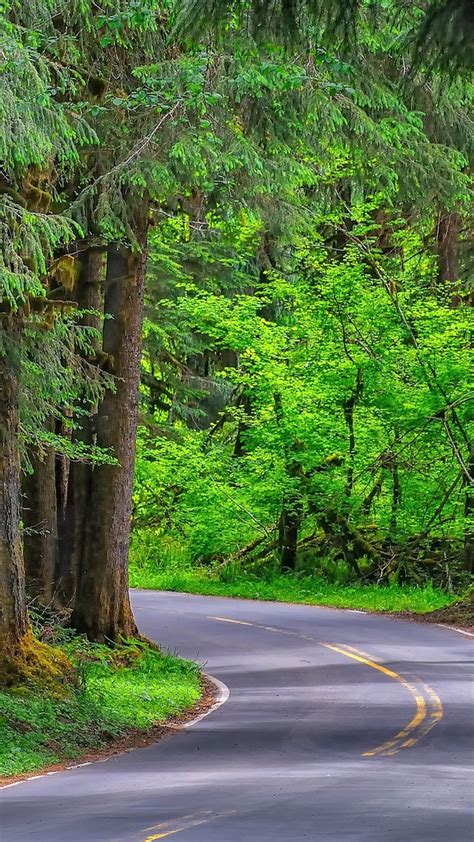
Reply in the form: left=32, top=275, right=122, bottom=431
left=0, top=0, right=473, bottom=781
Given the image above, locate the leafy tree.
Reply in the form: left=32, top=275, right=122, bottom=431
left=134, top=10, right=472, bottom=584
left=1, top=0, right=472, bottom=679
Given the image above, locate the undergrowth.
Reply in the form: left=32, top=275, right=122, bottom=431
left=0, top=623, right=201, bottom=778
left=130, top=559, right=454, bottom=614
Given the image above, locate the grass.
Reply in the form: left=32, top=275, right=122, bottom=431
left=0, top=636, right=201, bottom=778
left=129, top=564, right=454, bottom=614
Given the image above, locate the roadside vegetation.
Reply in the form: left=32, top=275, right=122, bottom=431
left=129, top=539, right=455, bottom=615
left=1, top=0, right=472, bottom=778
left=0, top=609, right=201, bottom=779
left=131, top=567, right=454, bottom=615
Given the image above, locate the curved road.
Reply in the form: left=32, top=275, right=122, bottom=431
left=2, top=590, right=473, bottom=841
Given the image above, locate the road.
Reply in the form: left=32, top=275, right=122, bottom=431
left=1, top=590, right=473, bottom=841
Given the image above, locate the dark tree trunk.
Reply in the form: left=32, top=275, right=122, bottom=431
left=436, top=211, right=460, bottom=289
left=0, top=331, right=29, bottom=677
left=233, top=392, right=251, bottom=457
left=71, top=234, right=147, bottom=640
left=56, top=431, right=93, bottom=607
left=56, top=246, right=106, bottom=607
left=388, top=460, right=401, bottom=537
left=278, top=504, right=299, bottom=571
left=464, top=443, right=474, bottom=573
left=273, top=391, right=302, bottom=571
left=343, top=368, right=363, bottom=499
left=434, top=213, right=472, bottom=570
left=22, top=427, right=58, bottom=606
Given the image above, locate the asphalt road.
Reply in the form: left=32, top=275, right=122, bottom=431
left=1, top=590, right=473, bottom=841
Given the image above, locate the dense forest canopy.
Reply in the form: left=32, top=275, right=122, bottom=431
left=0, top=0, right=472, bottom=679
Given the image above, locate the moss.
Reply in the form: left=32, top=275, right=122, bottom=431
left=0, top=631, right=75, bottom=695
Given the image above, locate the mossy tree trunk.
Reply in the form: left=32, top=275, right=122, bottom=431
left=0, top=330, right=29, bottom=676
left=71, top=233, right=147, bottom=640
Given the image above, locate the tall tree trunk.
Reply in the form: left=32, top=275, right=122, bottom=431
left=343, top=368, right=363, bottom=500
left=434, top=212, right=472, bottom=571
left=233, top=392, right=251, bottom=457
left=71, top=233, right=147, bottom=640
left=278, top=503, right=299, bottom=571
left=273, top=391, right=302, bottom=571
left=0, top=332, right=29, bottom=678
left=464, top=442, right=474, bottom=573
left=22, top=427, right=58, bottom=606
left=56, top=246, right=106, bottom=607
left=388, top=460, right=401, bottom=537
left=56, top=423, right=93, bottom=607
left=436, top=211, right=460, bottom=290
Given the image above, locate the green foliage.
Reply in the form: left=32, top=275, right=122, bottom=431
left=0, top=633, right=201, bottom=777
left=131, top=0, right=473, bottom=593
left=135, top=196, right=472, bottom=587
left=1, top=0, right=472, bottom=647
left=174, top=0, right=474, bottom=75
left=129, top=564, right=454, bottom=615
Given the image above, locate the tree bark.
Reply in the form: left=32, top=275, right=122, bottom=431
left=343, top=368, right=363, bottom=499
left=233, top=392, right=251, bottom=457
left=434, top=212, right=472, bottom=570
left=436, top=211, right=460, bottom=289
left=71, top=234, right=147, bottom=640
left=22, top=428, right=58, bottom=606
left=278, top=504, right=299, bottom=571
left=0, top=330, right=29, bottom=676
left=56, top=246, right=106, bottom=607
left=388, top=460, right=401, bottom=537
left=464, top=442, right=474, bottom=573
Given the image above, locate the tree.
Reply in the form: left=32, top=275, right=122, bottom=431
left=0, top=326, right=27, bottom=677
left=175, top=0, right=474, bottom=72
left=1, top=0, right=472, bottom=675
left=70, top=238, right=148, bottom=639
left=0, top=5, right=115, bottom=663
left=132, top=8, right=472, bottom=584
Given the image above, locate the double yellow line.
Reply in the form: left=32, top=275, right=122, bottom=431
left=322, top=642, right=443, bottom=757
left=142, top=811, right=236, bottom=841
left=210, top=616, right=444, bottom=758
left=136, top=625, right=444, bottom=841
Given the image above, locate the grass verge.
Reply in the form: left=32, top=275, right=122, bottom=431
left=0, top=635, right=202, bottom=779
left=129, top=565, right=454, bottom=614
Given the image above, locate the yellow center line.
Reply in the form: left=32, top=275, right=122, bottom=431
left=207, top=616, right=442, bottom=758
left=406, top=677, right=443, bottom=746
left=145, top=829, right=185, bottom=841
left=142, top=810, right=237, bottom=841
left=142, top=813, right=212, bottom=834
left=334, top=642, right=382, bottom=661
left=211, top=616, right=255, bottom=626
left=144, top=818, right=213, bottom=841
left=322, top=643, right=429, bottom=756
